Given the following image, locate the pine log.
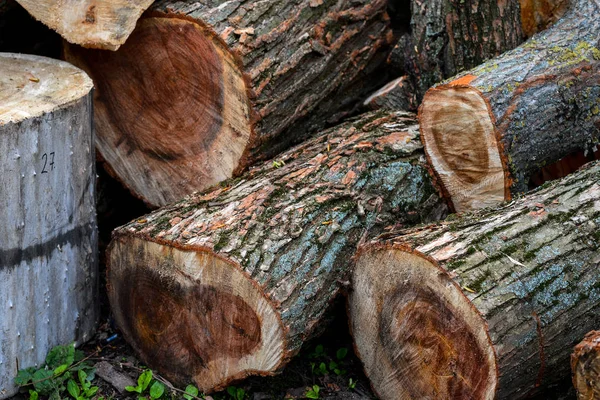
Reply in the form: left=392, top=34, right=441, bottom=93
left=391, top=0, right=524, bottom=101
left=0, top=54, right=97, bottom=399
left=349, top=161, right=600, bottom=400
left=572, top=331, right=600, bottom=400
left=363, top=76, right=417, bottom=112
left=64, top=1, right=393, bottom=208
left=419, top=0, right=600, bottom=213
left=106, top=111, right=447, bottom=392
left=14, top=0, right=153, bottom=50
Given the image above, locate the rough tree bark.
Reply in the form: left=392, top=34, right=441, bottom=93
left=389, top=0, right=524, bottom=101
left=14, top=0, right=153, bottom=50
left=419, top=0, right=600, bottom=213
left=572, top=331, right=600, bottom=400
left=0, top=54, right=97, bottom=399
left=64, top=0, right=393, bottom=208
left=349, top=161, right=600, bottom=400
left=107, top=111, right=447, bottom=393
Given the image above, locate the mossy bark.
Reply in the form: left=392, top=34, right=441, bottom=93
left=107, top=111, right=446, bottom=392
left=352, top=161, right=600, bottom=399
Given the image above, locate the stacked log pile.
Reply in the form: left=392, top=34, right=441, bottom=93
left=2, top=0, right=600, bottom=398
left=107, top=111, right=447, bottom=392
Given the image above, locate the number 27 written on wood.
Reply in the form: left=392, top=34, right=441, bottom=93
left=41, top=152, right=55, bottom=173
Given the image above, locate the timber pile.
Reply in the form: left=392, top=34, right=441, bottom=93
left=63, top=0, right=393, bottom=207
left=419, top=0, right=600, bottom=212
left=3, top=0, right=600, bottom=398
left=106, top=111, right=447, bottom=392
left=572, top=331, right=600, bottom=400
left=350, top=161, right=600, bottom=399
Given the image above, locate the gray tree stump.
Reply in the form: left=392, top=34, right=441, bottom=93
left=0, top=53, right=97, bottom=399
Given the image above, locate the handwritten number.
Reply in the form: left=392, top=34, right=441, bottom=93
left=41, top=152, right=55, bottom=173
left=41, top=153, right=48, bottom=174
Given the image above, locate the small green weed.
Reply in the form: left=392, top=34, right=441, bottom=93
left=126, top=370, right=166, bottom=400
left=305, top=385, right=320, bottom=399
left=14, top=343, right=95, bottom=400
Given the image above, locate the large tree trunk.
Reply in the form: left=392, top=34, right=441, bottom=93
left=349, top=160, right=600, bottom=400
left=389, top=0, right=524, bottom=102
left=0, top=54, right=97, bottom=399
left=572, top=331, right=600, bottom=400
left=64, top=0, right=393, bottom=208
left=106, top=111, right=447, bottom=393
left=419, top=0, right=600, bottom=213
left=14, top=0, right=153, bottom=50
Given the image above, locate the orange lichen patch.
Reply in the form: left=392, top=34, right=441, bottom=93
left=108, top=238, right=285, bottom=392
left=519, top=0, right=569, bottom=37
left=419, top=85, right=506, bottom=212
left=65, top=16, right=252, bottom=207
left=447, top=74, right=477, bottom=87
left=350, top=248, right=497, bottom=400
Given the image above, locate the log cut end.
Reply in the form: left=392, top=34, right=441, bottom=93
left=15, top=0, right=153, bottom=50
left=0, top=53, right=93, bottom=125
left=349, top=246, right=497, bottom=400
left=419, top=84, right=507, bottom=213
left=107, top=236, right=285, bottom=392
left=572, top=331, right=600, bottom=400
left=519, top=0, right=569, bottom=37
left=65, top=15, right=253, bottom=207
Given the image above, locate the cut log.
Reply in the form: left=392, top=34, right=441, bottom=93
left=363, top=76, right=417, bottom=112
left=391, top=0, right=524, bottom=101
left=419, top=0, right=600, bottom=213
left=572, top=331, right=600, bottom=400
left=520, top=0, right=569, bottom=37
left=349, top=161, right=600, bottom=400
left=64, top=1, right=393, bottom=208
left=14, top=0, right=153, bottom=50
left=0, top=54, right=97, bottom=399
left=107, top=111, right=447, bottom=393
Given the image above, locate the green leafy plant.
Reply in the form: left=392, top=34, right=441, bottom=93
left=305, top=385, right=320, bottom=399
left=226, top=386, right=246, bottom=400
left=67, top=370, right=98, bottom=399
left=126, top=370, right=153, bottom=395
left=126, top=369, right=165, bottom=399
left=183, top=385, right=200, bottom=400
left=14, top=343, right=94, bottom=400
